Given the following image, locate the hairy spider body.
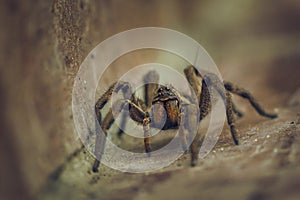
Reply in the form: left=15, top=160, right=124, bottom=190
left=151, top=86, right=181, bottom=130
left=92, top=65, right=277, bottom=172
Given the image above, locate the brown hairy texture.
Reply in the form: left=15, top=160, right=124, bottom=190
left=93, top=66, right=277, bottom=170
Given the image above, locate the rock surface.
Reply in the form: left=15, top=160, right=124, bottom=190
left=38, top=106, right=300, bottom=200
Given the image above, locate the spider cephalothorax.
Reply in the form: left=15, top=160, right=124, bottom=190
left=92, top=65, right=277, bottom=172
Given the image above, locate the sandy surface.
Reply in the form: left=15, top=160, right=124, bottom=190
left=37, top=105, right=300, bottom=200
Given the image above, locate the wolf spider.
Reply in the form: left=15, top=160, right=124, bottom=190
left=92, top=65, right=277, bottom=172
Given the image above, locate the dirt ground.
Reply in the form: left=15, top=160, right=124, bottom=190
left=39, top=107, right=300, bottom=200
left=1, top=1, right=300, bottom=200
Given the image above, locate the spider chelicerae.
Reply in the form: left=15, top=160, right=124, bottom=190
left=92, top=65, right=277, bottom=172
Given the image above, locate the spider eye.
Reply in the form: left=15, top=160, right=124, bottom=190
left=158, top=88, right=163, bottom=92
left=166, top=87, right=170, bottom=91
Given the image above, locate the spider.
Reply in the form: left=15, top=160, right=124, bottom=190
left=92, top=65, right=277, bottom=172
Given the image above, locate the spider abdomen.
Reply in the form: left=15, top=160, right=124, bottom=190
left=165, top=100, right=179, bottom=124
left=150, top=99, right=179, bottom=130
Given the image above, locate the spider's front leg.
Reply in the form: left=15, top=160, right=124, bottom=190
left=93, top=81, right=134, bottom=172
left=124, top=99, right=151, bottom=154
left=142, top=116, right=151, bottom=154
left=184, top=66, right=239, bottom=164
left=93, top=98, right=148, bottom=172
left=178, top=103, right=201, bottom=166
left=116, top=70, right=159, bottom=138
left=178, top=110, right=188, bottom=152
left=184, top=66, right=213, bottom=166
left=142, top=70, right=160, bottom=154
left=93, top=99, right=126, bottom=172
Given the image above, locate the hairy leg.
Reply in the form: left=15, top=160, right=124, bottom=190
left=95, top=81, right=132, bottom=138
left=143, top=70, right=160, bottom=108
left=203, top=74, right=240, bottom=145
left=93, top=100, right=126, bottom=172
left=117, top=70, right=157, bottom=138
left=138, top=70, right=160, bottom=154
left=178, top=112, right=188, bottom=152
left=116, top=112, right=127, bottom=138
left=225, top=91, right=239, bottom=145
left=93, top=81, right=147, bottom=172
left=93, top=98, right=148, bottom=172
left=181, top=104, right=201, bottom=166
left=224, top=81, right=277, bottom=119
left=184, top=66, right=212, bottom=166
left=232, top=101, right=244, bottom=118
left=184, top=65, right=203, bottom=106
left=117, top=94, right=148, bottom=137
left=143, top=117, right=151, bottom=154
left=189, top=82, right=212, bottom=166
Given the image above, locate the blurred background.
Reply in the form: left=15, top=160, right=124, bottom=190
left=0, top=0, right=299, bottom=199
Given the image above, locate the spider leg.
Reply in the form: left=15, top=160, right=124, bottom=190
left=225, top=91, right=239, bottom=145
left=184, top=66, right=239, bottom=164
left=224, top=81, right=278, bottom=119
left=143, top=70, right=160, bottom=108
left=178, top=112, right=188, bottom=152
left=94, top=81, right=132, bottom=132
left=190, top=82, right=212, bottom=166
left=93, top=98, right=147, bottom=172
left=117, top=70, right=158, bottom=138
left=232, top=101, right=244, bottom=118
left=202, top=73, right=240, bottom=145
left=117, top=93, right=148, bottom=138
left=183, top=66, right=210, bottom=166
left=136, top=70, right=159, bottom=155
left=179, top=103, right=200, bottom=166
left=96, top=81, right=133, bottom=137
left=93, top=99, right=126, bottom=172
left=95, top=81, right=132, bottom=112
left=125, top=99, right=151, bottom=154
left=184, top=66, right=244, bottom=119
left=118, top=98, right=151, bottom=154
left=183, top=65, right=277, bottom=166
left=93, top=81, right=141, bottom=172
left=143, top=117, right=151, bottom=154
left=184, top=66, right=203, bottom=106
left=116, top=112, right=127, bottom=138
